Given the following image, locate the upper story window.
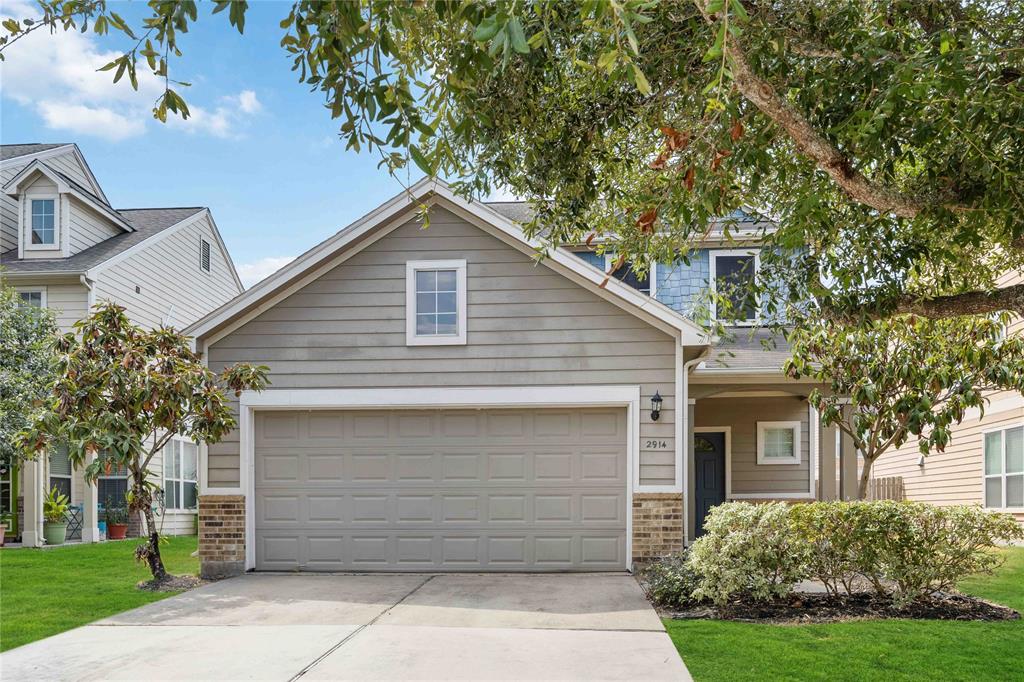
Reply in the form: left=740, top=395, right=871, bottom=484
left=710, top=249, right=760, bottom=325
left=30, top=199, right=56, bottom=246
left=606, top=256, right=655, bottom=296
left=200, top=238, right=212, bottom=273
left=406, top=259, right=467, bottom=346
left=16, top=289, right=46, bottom=308
left=984, top=426, right=1023, bottom=509
left=757, top=421, right=801, bottom=465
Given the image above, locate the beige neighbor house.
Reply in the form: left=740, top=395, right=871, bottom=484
left=0, top=143, right=244, bottom=546
left=185, top=178, right=864, bottom=578
left=874, top=270, right=1024, bottom=525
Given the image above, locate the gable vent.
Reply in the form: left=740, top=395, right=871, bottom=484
left=200, top=238, right=211, bottom=272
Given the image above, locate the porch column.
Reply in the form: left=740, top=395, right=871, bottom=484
left=21, top=458, right=44, bottom=547
left=81, top=452, right=100, bottom=542
left=839, top=404, right=859, bottom=500
left=819, top=421, right=838, bottom=501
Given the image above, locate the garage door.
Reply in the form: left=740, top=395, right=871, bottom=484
left=254, top=408, right=628, bottom=571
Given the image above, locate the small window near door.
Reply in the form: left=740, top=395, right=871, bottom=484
left=163, top=440, right=198, bottom=510
left=984, top=426, right=1024, bottom=509
left=406, top=260, right=467, bottom=346
left=757, top=421, right=801, bottom=464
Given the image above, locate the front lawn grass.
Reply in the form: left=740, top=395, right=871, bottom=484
left=0, top=535, right=199, bottom=652
left=665, top=546, right=1024, bottom=681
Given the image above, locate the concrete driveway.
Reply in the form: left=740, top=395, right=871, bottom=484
left=1, top=573, right=690, bottom=681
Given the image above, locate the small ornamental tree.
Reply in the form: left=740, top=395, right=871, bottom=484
left=786, top=314, right=1024, bottom=499
left=0, top=282, right=57, bottom=472
left=19, top=303, right=269, bottom=583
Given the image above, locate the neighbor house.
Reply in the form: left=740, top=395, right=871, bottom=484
left=0, top=143, right=244, bottom=546
left=185, top=178, right=862, bottom=577
left=874, top=269, right=1024, bottom=524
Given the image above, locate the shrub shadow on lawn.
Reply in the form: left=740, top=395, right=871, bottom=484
left=663, top=592, right=1020, bottom=625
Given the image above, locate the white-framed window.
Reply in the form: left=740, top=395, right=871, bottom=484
left=604, top=255, right=656, bottom=296
left=16, top=287, right=46, bottom=308
left=757, top=421, right=801, bottom=465
left=199, top=238, right=211, bottom=273
left=984, top=425, right=1023, bottom=509
left=405, top=259, right=467, bottom=346
left=710, top=249, right=760, bottom=324
left=163, top=439, right=199, bottom=511
left=29, top=198, right=56, bottom=246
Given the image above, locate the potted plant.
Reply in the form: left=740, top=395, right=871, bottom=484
left=43, top=486, right=70, bottom=545
left=105, top=497, right=129, bottom=540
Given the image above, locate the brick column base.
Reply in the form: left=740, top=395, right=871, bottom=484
left=199, top=494, right=246, bottom=579
left=632, top=492, right=684, bottom=562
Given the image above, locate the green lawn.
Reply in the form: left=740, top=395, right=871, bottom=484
left=665, top=547, right=1024, bottom=682
left=0, top=535, right=199, bottom=652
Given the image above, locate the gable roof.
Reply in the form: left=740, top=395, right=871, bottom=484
left=0, top=143, right=70, bottom=161
left=0, top=207, right=204, bottom=275
left=0, top=143, right=108, bottom=203
left=186, top=178, right=708, bottom=346
left=2, top=159, right=133, bottom=232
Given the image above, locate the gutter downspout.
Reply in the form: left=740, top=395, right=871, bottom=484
left=682, top=346, right=711, bottom=546
left=80, top=274, right=95, bottom=312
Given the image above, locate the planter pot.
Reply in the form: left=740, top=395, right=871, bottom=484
left=43, top=521, right=68, bottom=546
left=107, top=523, right=128, bottom=540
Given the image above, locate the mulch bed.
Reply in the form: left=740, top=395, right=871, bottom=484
left=663, top=592, right=1020, bottom=624
left=137, top=574, right=205, bottom=592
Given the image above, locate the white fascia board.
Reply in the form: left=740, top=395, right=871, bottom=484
left=240, top=385, right=641, bottom=409
left=187, top=177, right=710, bottom=346
left=86, top=208, right=207, bottom=278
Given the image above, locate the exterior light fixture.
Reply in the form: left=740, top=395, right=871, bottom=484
left=650, top=391, right=663, bottom=421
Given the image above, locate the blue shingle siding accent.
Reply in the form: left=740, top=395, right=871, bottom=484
left=656, top=249, right=709, bottom=317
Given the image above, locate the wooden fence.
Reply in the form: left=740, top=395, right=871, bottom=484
left=867, top=476, right=906, bottom=501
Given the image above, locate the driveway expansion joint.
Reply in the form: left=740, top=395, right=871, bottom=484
left=288, top=574, right=438, bottom=681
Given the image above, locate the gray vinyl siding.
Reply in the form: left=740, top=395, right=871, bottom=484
left=37, top=283, right=90, bottom=332
left=696, top=396, right=812, bottom=495
left=68, top=198, right=121, bottom=255
left=206, top=206, right=678, bottom=488
left=92, top=212, right=241, bottom=330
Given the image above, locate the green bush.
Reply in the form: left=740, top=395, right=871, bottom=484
left=687, top=501, right=809, bottom=605
left=638, top=551, right=702, bottom=609
left=689, top=501, right=1023, bottom=608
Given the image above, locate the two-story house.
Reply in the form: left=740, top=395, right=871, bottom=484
left=1, top=143, right=244, bottom=546
left=184, top=178, right=860, bottom=578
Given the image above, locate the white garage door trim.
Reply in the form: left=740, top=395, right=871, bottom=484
left=237, top=385, right=641, bottom=572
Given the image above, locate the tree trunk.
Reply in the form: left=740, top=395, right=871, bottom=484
left=142, top=504, right=168, bottom=582
left=858, top=456, right=874, bottom=500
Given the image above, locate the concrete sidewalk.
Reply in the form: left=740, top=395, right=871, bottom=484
left=1, top=573, right=690, bottom=681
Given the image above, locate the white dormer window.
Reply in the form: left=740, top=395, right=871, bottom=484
left=31, top=199, right=56, bottom=245
left=406, top=259, right=467, bottom=346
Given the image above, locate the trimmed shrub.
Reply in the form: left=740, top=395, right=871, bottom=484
left=638, top=550, right=702, bottom=609
left=687, top=501, right=808, bottom=605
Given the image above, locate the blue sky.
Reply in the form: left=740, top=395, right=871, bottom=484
left=0, top=1, right=446, bottom=286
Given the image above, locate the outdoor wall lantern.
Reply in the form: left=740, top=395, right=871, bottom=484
left=650, top=391, right=663, bottom=421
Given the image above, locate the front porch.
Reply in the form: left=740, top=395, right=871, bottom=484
left=685, top=371, right=860, bottom=542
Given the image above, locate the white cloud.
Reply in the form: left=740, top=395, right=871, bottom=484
left=0, top=1, right=261, bottom=140
left=237, top=256, right=295, bottom=288
left=237, top=90, right=262, bottom=114
left=36, top=101, right=146, bottom=141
